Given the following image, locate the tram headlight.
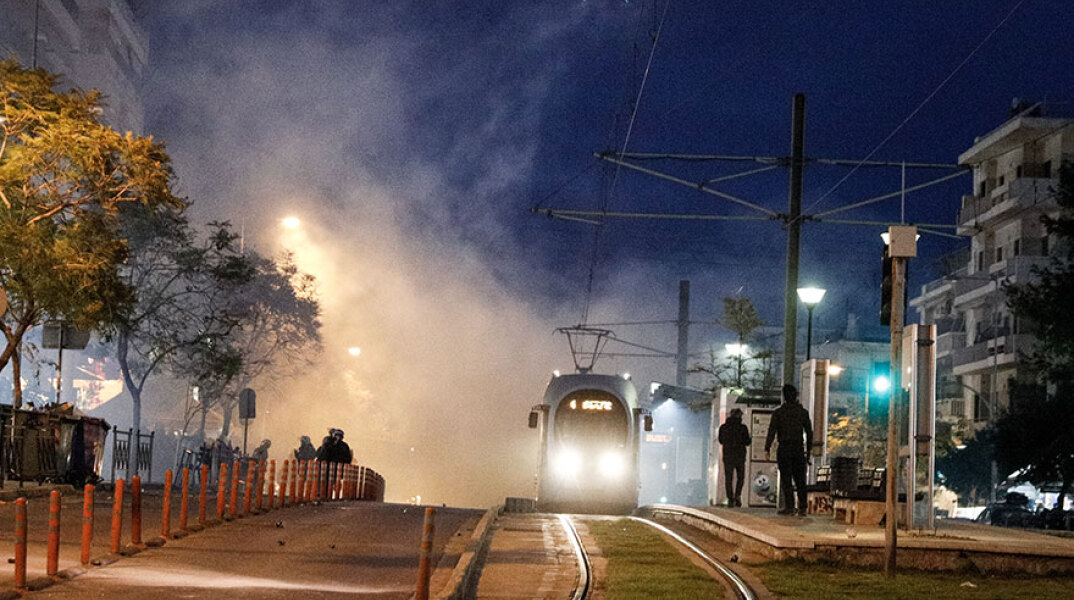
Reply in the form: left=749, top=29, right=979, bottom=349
left=553, top=448, right=582, bottom=479
left=599, top=452, right=625, bottom=479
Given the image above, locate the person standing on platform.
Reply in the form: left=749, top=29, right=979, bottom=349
left=718, top=408, right=751, bottom=507
left=764, top=384, right=813, bottom=516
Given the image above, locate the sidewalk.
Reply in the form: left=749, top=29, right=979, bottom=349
left=0, top=480, right=75, bottom=501
left=640, top=504, right=1074, bottom=573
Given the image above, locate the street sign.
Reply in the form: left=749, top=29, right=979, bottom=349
left=239, top=388, right=257, bottom=419
left=41, top=323, right=91, bottom=349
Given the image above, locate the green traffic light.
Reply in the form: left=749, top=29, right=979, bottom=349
left=872, top=375, right=891, bottom=394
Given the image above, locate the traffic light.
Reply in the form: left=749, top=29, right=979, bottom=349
left=880, top=246, right=892, bottom=326
left=867, top=361, right=891, bottom=424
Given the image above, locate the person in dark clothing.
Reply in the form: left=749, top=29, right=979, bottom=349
left=294, top=435, right=317, bottom=461
left=764, top=384, right=813, bottom=516
left=718, top=408, right=751, bottom=507
left=317, top=428, right=353, bottom=464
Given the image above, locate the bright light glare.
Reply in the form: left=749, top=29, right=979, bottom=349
left=282, top=216, right=301, bottom=229
left=725, top=343, right=748, bottom=357
left=873, top=375, right=891, bottom=393
left=829, top=364, right=844, bottom=376
left=347, top=347, right=361, bottom=357
left=553, top=448, right=582, bottom=479
left=797, top=286, right=826, bottom=306
left=599, top=452, right=625, bottom=478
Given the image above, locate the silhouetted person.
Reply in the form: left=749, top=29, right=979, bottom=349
left=765, top=384, right=813, bottom=516
left=294, top=435, right=317, bottom=461
left=252, top=439, right=271, bottom=464
left=718, top=408, right=751, bottom=507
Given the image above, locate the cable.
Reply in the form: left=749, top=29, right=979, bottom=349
left=802, top=0, right=1027, bottom=219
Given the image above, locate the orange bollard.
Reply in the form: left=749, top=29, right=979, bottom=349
left=230, top=460, right=240, bottom=517
left=298, top=460, right=307, bottom=504
left=280, top=460, right=289, bottom=507
left=47, top=490, right=61, bottom=577
left=243, top=461, right=254, bottom=516
left=161, top=469, right=173, bottom=539
left=267, top=460, right=276, bottom=510
left=14, top=497, right=26, bottom=590
left=81, top=484, right=94, bottom=565
left=180, top=467, right=190, bottom=531
left=199, top=464, right=209, bottom=525
left=256, top=461, right=266, bottom=512
left=216, top=463, right=228, bottom=521
left=291, top=460, right=299, bottom=504
left=131, top=475, right=143, bottom=546
left=111, top=479, right=125, bottom=554
left=415, top=506, right=436, bottom=600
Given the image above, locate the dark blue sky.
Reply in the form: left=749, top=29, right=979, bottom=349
left=139, top=1, right=1073, bottom=503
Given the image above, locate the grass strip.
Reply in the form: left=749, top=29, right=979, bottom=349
left=755, top=559, right=1074, bottom=600
left=585, top=518, right=725, bottom=599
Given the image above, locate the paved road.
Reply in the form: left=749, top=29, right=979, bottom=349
left=30, top=501, right=479, bottom=599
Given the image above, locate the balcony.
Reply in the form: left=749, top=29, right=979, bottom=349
left=935, top=330, right=965, bottom=357
left=957, top=177, right=1056, bottom=232
left=951, top=334, right=1035, bottom=376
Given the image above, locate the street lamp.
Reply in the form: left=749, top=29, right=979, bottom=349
left=797, top=287, right=826, bottom=360
left=282, top=216, right=301, bottom=229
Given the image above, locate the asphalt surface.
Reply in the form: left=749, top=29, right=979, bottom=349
left=26, top=500, right=479, bottom=599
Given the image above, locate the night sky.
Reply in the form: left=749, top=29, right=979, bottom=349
left=139, top=1, right=1073, bottom=505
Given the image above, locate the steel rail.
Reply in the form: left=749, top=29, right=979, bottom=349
left=630, top=516, right=757, bottom=600
left=559, top=515, right=592, bottom=600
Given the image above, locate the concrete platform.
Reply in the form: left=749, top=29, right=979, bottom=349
left=639, top=504, right=1074, bottom=574
left=474, top=513, right=580, bottom=599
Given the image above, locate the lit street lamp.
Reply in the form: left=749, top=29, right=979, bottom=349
left=797, top=286, right=826, bottom=360
left=282, top=216, right=301, bottom=229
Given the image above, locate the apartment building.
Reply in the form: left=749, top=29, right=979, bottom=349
left=0, top=0, right=148, bottom=133
left=911, top=105, right=1073, bottom=429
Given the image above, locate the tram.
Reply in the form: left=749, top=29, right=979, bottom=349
left=529, top=372, right=650, bottom=514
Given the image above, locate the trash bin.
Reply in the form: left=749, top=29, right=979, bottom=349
left=830, top=456, right=860, bottom=497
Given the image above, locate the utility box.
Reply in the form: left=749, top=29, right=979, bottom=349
left=708, top=388, right=781, bottom=508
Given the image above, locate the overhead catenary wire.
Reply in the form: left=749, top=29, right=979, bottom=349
left=801, top=0, right=1028, bottom=218
left=579, top=0, right=671, bottom=327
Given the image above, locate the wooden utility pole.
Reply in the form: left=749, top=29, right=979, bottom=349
left=782, top=93, right=806, bottom=385
left=884, top=225, right=916, bottom=578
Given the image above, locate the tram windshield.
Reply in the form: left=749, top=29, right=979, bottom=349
left=553, top=390, right=628, bottom=448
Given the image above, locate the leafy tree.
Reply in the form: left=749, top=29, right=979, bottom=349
left=935, top=425, right=995, bottom=505
left=0, top=60, right=179, bottom=405
left=111, top=207, right=253, bottom=441
left=1000, top=161, right=1074, bottom=508
left=215, top=251, right=321, bottom=438
left=691, top=296, right=771, bottom=392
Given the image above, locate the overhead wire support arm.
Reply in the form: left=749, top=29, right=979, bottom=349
left=810, top=169, right=970, bottom=219
left=532, top=208, right=775, bottom=223
left=593, top=152, right=780, bottom=217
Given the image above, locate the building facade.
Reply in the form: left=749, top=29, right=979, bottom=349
left=911, top=107, right=1073, bottom=430
left=0, top=0, right=148, bottom=133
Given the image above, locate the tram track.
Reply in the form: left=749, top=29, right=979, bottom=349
left=558, top=513, right=757, bottom=600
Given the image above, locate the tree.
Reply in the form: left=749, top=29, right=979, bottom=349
left=935, top=425, right=995, bottom=505
left=214, top=251, right=321, bottom=439
left=1000, top=161, right=1074, bottom=508
left=0, top=60, right=180, bottom=405
left=691, top=296, right=771, bottom=392
left=111, top=207, right=253, bottom=442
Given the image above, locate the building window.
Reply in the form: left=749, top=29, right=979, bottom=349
left=998, top=175, right=1005, bottom=186
left=1042, top=235, right=1050, bottom=256
left=996, top=247, right=1003, bottom=263
left=1016, top=165, right=1023, bottom=178
left=978, top=180, right=986, bottom=197
left=976, top=251, right=984, bottom=271
left=1043, top=161, right=1052, bottom=178
left=1013, top=239, right=1020, bottom=256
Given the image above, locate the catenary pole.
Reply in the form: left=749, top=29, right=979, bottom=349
left=782, top=93, right=806, bottom=385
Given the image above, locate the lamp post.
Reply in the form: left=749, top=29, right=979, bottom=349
left=797, top=287, right=826, bottom=361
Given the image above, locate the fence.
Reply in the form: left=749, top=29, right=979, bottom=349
left=110, top=429, right=155, bottom=483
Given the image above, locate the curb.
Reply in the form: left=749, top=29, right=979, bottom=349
left=433, top=505, right=502, bottom=600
